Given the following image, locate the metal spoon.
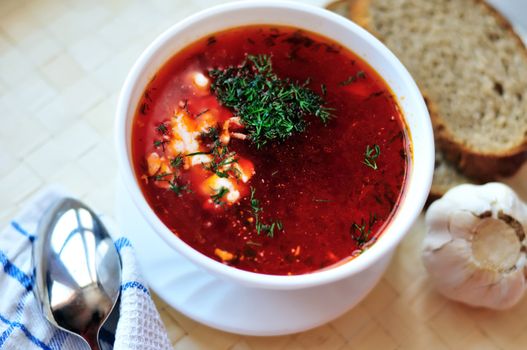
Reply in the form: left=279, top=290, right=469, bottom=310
left=33, top=198, right=122, bottom=349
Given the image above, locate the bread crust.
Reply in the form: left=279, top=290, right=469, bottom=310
left=346, top=0, right=527, bottom=182
left=348, top=0, right=372, bottom=31
left=325, top=0, right=350, bottom=17
left=435, top=130, right=527, bottom=181
left=425, top=95, right=478, bottom=200
left=434, top=0, right=527, bottom=180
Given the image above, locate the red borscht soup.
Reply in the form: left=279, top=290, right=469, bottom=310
left=132, top=25, right=410, bottom=275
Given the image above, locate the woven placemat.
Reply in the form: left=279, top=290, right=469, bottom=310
left=0, top=0, right=525, bottom=348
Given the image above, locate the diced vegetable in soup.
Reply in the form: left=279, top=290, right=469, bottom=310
left=132, top=25, right=411, bottom=275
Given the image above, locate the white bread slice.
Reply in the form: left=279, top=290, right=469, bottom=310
left=346, top=0, right=527, bottom=183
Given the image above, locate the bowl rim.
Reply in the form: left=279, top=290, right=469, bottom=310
left=115, top=0, right=434, bottom=290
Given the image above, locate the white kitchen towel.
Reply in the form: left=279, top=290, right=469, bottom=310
left=0, top=186, right=174, bottom=350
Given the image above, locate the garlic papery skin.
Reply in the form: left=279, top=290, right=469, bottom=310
left=423, top=182, right=527, bottom=310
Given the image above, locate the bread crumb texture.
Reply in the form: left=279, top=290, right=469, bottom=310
left=369, top=0, right=527, bottom=154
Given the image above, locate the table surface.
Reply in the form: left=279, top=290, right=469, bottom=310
left=1, top=0, right=527, bottom=349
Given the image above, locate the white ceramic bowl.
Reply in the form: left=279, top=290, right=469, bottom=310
left=115, top=0, right=434, bottom=291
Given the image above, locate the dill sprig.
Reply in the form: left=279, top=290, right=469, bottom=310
left=211, top=186, right=229, bottom=205
left=156, top=122, right=168, bottom=135
left=249, top=187, right=283, bottom=237
left=185, top=151, right=211, bottom=157
left=168, top=180, right=191, bottom=196
left=351, top=213, right=377, bottom=246
left=153, top=139, right=168, bottom=151
left=170, top=154, right=184, bottom=169
left=339, top=70, right=366, bottom=86
left=196, top=127, right=239, bottom=178
left=152, top=172, right=171, bottom=181
left=200, top=126, right=219, bottom=141
left=363, top=144, right=381, bottom=170
left=209, top=54, right=332, bottom=148
left=205, top=145, right=238, bottom=178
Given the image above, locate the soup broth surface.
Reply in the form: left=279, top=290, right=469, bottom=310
left=132, top=25, right=410, bottom=275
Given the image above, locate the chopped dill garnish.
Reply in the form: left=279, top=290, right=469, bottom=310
left=250, top=187, right=262, bottom=219
left=200, top=127, right=218, bottom=140
left=339, top=70, right=367, bottom=86
left=339, top=75, right=356, bottom=86
left=249, top=187, right=283, bottom=237
left=369, top=91, right=385, bottom=98
left=185, top=151, right=212, bottom=157
left=153, top=139, right=168, bottom=151
left=194, top=127, right=239, bottom=178
left=321, top=84, right=327, bottom=96
left=170, top=154, right=184, bottom=169
left=169, top=180, right=191, bottom=196
left=351, top=213, right=377, bottom=245
left=209, top=54, right=332, bottom=148
left=258, top=221, right=278, bottom=238
left=363, top=144, right=381, bottom=170
left=211, top=186, right=229, bottom=205
left=203, top=144, right=238, bottom=178
left=140, top=102, right=149, bottom=115
left=152, top=172, right=171, bottom=181
left=179, top=99, right=189, bottom=114
left=144, top=88, right=153, bottom=101
left=196, top=108, right=209, bottom=118
left=199, top=127, right=220, bottom=149
left=156, top=123, right=168, bottom=134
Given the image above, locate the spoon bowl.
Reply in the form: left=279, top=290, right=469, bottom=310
left=33, top=198, right=121, bottom=349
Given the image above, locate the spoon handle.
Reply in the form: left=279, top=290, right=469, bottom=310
left=97, top=297, right=120, bottom=350
left=33, top=197, right=121, bottom=350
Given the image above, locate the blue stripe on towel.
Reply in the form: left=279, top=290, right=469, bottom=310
left=114, top=237, right=132, bottom=252
left=121, top=281, right=150, bottom=296
left=0, top=251, right=33, bottom=292
left=15, top=290, right=32, bottom=317
left=10, top=222, right=36, bottom=242
left=48, top=329, right=69, bottom=350
left=0, top=314, right=52, bottom=350
left=0, top=325, right=15, bottom=347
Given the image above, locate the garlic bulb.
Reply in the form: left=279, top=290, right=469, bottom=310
left=423, top=182, right=527, bottom=310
